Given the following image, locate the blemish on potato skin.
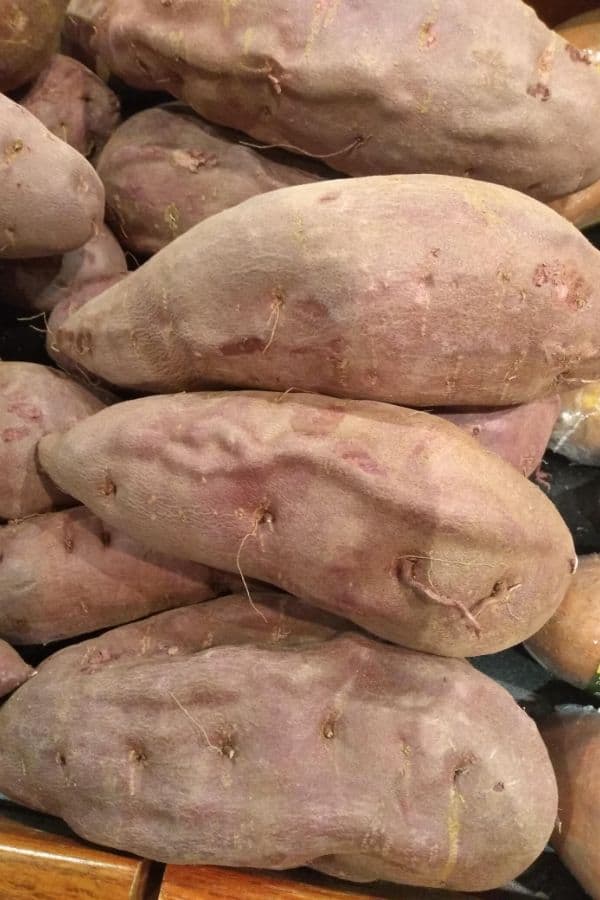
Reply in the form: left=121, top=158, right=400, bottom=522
left=98, top=475, right=117, bottom=497
left=566, top=44, right=592, bottom=65
left=2, top=426, right=29, bottom=442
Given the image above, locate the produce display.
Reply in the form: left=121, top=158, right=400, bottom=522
left=1, top=1, right=599, bottom=897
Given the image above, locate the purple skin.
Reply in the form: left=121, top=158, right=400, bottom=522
left=0, top=595, right=557, bottom=892
left=0, top=640, right=33, bottom=698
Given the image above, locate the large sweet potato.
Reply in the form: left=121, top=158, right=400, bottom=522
left=550, top=381, right=600, bottom=464
left=0, top=362, right=105, bottom=520
left=548, top=11, right=600, bottom=230
left=0, top=506, right=249, bottom=645
left=21, top=54, right=120, bottom=159
left=0, top=0, right=67, bottom=92
left=0, top=639, right=33, bottom=698
left=0, top=94, right=105, bottom=260
left=539, top=707, right=600, bottom=900
left=0, top=224, right=127, bottom=314
left=96, top=103, right=323, bottom=256
left=0, top=602, right=558, bottom=891
left=440, top=397, right=560, bottom=476
left=37, top=390, right=575, bottom=657
left=97, top=0, right=600, bottom=199
left=527, top=554, right=600, bottom=693
left=53, top=175, right=600, bottom=405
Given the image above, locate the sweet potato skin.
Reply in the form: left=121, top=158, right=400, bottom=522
left=539, top=708, right=600, bottom=900
left=0, top=362, right=105, bottom=520
left=440, top=396, right=560, bottom=476
left=97, top=0, right=600, bottom=199
left=0, top=94, right=105, bottom=260
left=0, top=224, right=127, bottom=314
left=62, top=0, right=108, bottom=73
left=0, top=0, right=68, bottom=92
left=54, top=175, right=600, bottom=406
left=0, top=613, right=558, bottom=891
left=22, top=54, right=120, bottom=158
left=97, top=103, right=323, bottom=256
left=0, top=507, right=248, bottom=645
left=0, top=639, right=33, bottom=698
left=550, top=382, right=600, bottom=465
left=548, top=11, right=600, bottom=229
left=37, top=390, right=575, bottom=657
left=527, top=554, right=600, bottom=693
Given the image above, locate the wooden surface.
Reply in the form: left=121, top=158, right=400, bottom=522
left=0, top=813, right=151, bottom=899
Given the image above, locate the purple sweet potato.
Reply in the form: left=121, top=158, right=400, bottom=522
left=37, top=390, right=575, bottom=657
left=0, top=93, right=105, bottom=260
left=0, top=506, right=249, bottom=645
left=0, top=362, right=105, bottom=520
left=440, top=396, right=560, bottom=476
left=0, top=639, right=33, bottom=698
left=97, top=0, right=600, bottom=199
left=0, top=224, right=127, bottom=314
left=21, top=54, right=121, bottom=159
left=96, top=103, right=323, bottom=256
left=53, top=175, right=600, bottom=406
left=0, top=601, right=558, bottom=890
left=539, top=707, right=600, bottom=900
left=0, top=0, right=68, bottom=92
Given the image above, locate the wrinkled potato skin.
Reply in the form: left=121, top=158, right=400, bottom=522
left=0, top=507, right=252, bottom=645
left=540, top=708, right=600, bottom=900
left=550, top=382, right=600, bottom=465
left=97, top=103, right=323, bottom=256
left=37, top=391, right=575, bottom=657
left=0, top=0, right=68, bottom=92
left=0, top=94, right=105, bottom=260
left=22, top=54, right=121, bottom=158
left=98, top=0, right=600, bottom=199
left=0, top=362, right=105, bottom=520
left=548, top=11, right=600, bottom=229
left=527, top=554, right=600, bottom=692
left=440, top=397, right=560, bottom=476
left=54, top=176, right=600, bottom=406
left=0, top=639, right=33, bottom=698
left=0, top=613, right=557, bottom=891
left=0, top=224, right=127, bottom=314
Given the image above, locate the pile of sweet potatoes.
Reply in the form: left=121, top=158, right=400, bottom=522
left=1, top=1, right=600, bottom=896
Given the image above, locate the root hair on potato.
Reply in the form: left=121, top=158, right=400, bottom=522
left=399, top=558, right=483, bottom=636
left=169, top=690, right=223, bottom=755
left=235, top=504, right=272, bottom=624
left=239, top=134, right=368, bottom=160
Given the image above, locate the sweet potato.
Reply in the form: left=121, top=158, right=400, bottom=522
left=539, top=707, right=600, bottom=900
left=53, top=175, right=600, bottom=405
left=527, top=554, right=600, bottom=693
left=0, top=602, right=558, bottom=891
left=0, top=0, right=67, bottom=92
left=96, top=103, right=323, bottom=256
left=21, top=54, right=120, bottom=159
left=62, top=0, right=107, bottom=74
left=0, top=506, right=250, bottom=645
left=0, top=639, right=33, bottom=698
left=440, top=397, right=560, bottom=476
left=0, top=224, right=127, bottom=314
left=97, top=0, right=600, bottom=199
left=548, top=11, right=600, bottom=230
left=38, top=390, right=575, bottom=657
left=0, top=94, right=105, bottom=260
left=550, top=382, right=600, bottom=464
left=0, top=362, right=105, bottom=520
